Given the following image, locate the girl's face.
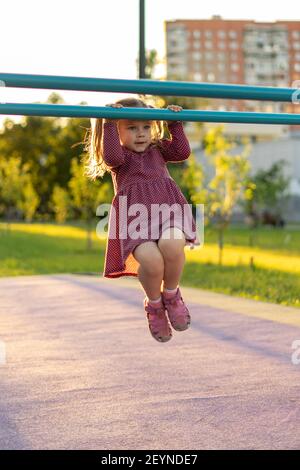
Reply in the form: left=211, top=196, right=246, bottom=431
left=117, top=119, right=152, bottom=153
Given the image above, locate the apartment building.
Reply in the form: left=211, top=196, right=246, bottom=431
left=165, top=17, right=300, bottom=216
left=165, top=16, right=300, bottom=135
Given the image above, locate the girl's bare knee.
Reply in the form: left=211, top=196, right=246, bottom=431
left=133, top=241, right=164, bottom=276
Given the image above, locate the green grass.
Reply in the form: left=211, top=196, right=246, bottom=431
left=0, top=221, right=105, bottom=276
left=0, top=221, right=299, bottom=308
left=182, top=262, right=300, bottom=308
left=204, top=223, right=300, bottom=254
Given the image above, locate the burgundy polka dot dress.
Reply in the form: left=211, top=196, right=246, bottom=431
left=102, top=121, right=201, bottom=278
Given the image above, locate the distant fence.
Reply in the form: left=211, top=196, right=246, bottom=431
left=0, top=72, right=299, bottom=124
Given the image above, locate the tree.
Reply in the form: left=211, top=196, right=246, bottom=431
left=181, top=152, right=205, bottom=201
left=50, top=185, right=73, bottom=223
left=135, top=48, right=161, bottom=79
left=145, top=49, right=159, bottom=79
left=68, top=157, right=113, bottom=249
left=18, top=180, right=40, bottom=222
left=244, top=160, right=291, bottom=222
left=199, top=126, right=251, bottom=265
left=0, top=156, right=40, bottom=229
left=0, top=93, right=90, bottom=218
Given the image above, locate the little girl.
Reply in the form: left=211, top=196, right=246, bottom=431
left=84, top=97, right=200, bottom=343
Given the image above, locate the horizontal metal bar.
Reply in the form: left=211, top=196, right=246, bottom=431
left=0, top=72, right=299, bottom=102
left=1, top=102, right=300, bottom=124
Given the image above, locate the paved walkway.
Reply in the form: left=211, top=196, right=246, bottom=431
left=0, top=273, right=300, bottom=450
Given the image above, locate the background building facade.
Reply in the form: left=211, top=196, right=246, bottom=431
left=165, top=16, right=300, bottom=116
left=165, top=16, right=300, bottom=221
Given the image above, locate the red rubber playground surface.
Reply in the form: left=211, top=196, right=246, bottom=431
left=0, top=273, right=300, bottom=450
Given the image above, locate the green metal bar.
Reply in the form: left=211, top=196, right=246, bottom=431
left=0, top=72, right=299, bottom=102
left=1, top=102, right=300, bottom=124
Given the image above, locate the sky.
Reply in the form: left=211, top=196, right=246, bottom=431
left=0, top=0, right=300, bottom=128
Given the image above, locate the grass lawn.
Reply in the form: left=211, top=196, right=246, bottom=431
left=0, top=220, right=299, bottom=308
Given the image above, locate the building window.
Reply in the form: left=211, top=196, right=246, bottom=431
left=231, top=63, right=239, bottom=71
left=229, top=30, right=237, bottom=39
left=193, top=30, right=201, bottom=38
left=208, top=72, right=215, bottom=81
left=192, top=52, right=202, bottom=60
left=193, top=73, right=202, bottom=81
left=218, top=41, right=226, bottom=49
left=218, top=30, right=226, bottom=38
left=193, top=40, right=201, bottom=49
left=205, top=52, right=213, bottom=60
left=293, top=42, right=300, bottom=50
left=229, top=41, right=239, bottom=50
left=278, top=62, right=288, bottom=71
left=292, top=31, right=300, bottom=39
left=205, top=30, right=212, bottom=38
left=295, top=63, right=300, bottom=72
left=205, top=40, right=213, bottom=49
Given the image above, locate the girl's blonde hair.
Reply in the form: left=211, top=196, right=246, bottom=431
left=82, top=97, right=165, bottom=180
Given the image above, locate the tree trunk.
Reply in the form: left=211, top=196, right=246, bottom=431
left=249, top=228, right=254, bottom=247
left=86, top=220, right=93, bottom=250
left=218, top=228, right=223, bottom=266
left=6, top=207, right=13, bottom=234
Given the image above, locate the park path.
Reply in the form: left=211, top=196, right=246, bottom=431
left=0, top=273, right=300, bottom=450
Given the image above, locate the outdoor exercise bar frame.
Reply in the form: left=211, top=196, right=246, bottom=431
left=0, top=72, right=300, bottom=124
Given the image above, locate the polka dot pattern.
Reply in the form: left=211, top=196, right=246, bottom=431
left=102, top=121, right=201, bottom=278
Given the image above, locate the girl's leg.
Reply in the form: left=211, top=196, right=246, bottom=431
left=157, top=228, right=190, bottom=332
left=132, top=241, right=164, bottom=300
left=134, top=241, right=173, bottom=343
left=157, top=228, right=186, bottom=290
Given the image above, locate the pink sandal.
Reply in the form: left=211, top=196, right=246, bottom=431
left=144, top=298, right=173, bottom=343
left=162, top=287, right=191, bottom=331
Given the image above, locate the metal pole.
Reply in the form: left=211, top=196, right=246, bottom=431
left=1, top=103, right=300, bottom=124
left=139, top=0, right=146, bottom=78
left=0, top=73, right=299, bottom=102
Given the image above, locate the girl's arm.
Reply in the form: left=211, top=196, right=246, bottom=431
left=102, top=121, right=125, bottom=169
left=159, top=121, right=191, bottom=162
